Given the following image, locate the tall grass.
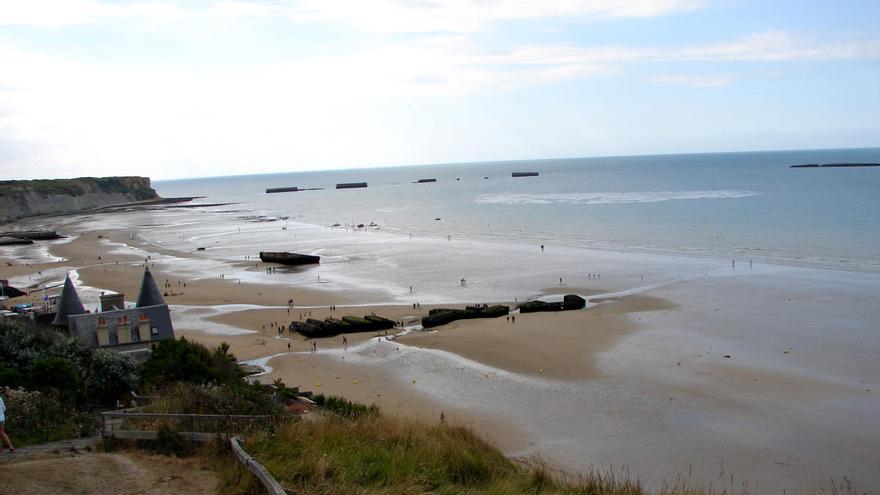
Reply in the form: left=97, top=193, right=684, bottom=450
left=311, top=394, right=380, bottom=419
left=230, top=415, right=661, bottom=495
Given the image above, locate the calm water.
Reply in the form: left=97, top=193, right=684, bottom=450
left=155, top=148, right=880, bottom=273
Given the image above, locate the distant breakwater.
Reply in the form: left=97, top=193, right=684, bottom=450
left=790, top=163, right=879, bottom=168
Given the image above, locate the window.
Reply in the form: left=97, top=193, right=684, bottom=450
left=151, top=327, right=159, bottom=335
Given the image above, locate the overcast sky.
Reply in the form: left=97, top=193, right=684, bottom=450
left=1, top=0, right=878, bottom=180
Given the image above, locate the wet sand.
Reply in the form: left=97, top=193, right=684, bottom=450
left=398, top=295, right=675, bottom=380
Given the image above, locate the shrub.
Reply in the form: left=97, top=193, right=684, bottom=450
left=0, top=363, right=22, bottom=389
left=148, top=381, right=278, bottom=417
left=83, top=349, right=137, bottom=406
left=28, top=356, right=80, bottom=404
left=0, top=320, right=61, bottom=370
left=4, top=388, right=98, bottom=445
left=140, top=337, right=218, bottom=387
left=312, top=394, right=380, bottom=419
left=212, top=342, right=243, bottom=385
left=154, top=424, right=196, bottom=457
left=0, top=319, right=138, bottom=409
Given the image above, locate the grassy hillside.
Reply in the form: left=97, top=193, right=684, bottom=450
left=220, top=412, right=706, bottom=495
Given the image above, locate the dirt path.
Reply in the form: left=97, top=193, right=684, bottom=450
left=0, top=445, right=219, bottom=495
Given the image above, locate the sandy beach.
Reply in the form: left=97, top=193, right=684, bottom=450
left=2, top=210, right=878, bottom=494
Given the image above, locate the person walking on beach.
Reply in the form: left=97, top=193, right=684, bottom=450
left=312, top=341, right=317, bottom=353
left=0, top=386, right=15, bottom=453
left=287, top=341, right=291, bottom=352
left=342, top=336, right=348, bottom=348
left=511, top=315, right=516, bottom=324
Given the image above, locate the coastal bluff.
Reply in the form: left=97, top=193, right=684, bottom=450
left=0, top=176, right=160, bottom=223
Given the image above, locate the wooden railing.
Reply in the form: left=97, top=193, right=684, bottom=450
left=101, top=410, right=272, bottom=442
left=230, top=436, right=288, bottom=495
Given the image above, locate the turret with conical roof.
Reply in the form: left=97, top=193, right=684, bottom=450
left=53, top=274, right=86, bottom=326
left=135, top=267, right=165, bottom=308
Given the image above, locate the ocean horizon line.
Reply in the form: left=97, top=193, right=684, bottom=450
left=152, top=145, right=880, bottom=183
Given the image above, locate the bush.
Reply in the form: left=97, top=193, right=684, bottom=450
left=4, top=388, right=98, bottom=445
left=0, top=320, right=62, bottom=370
left=312, top=394, right=380, bottom=419
left=154, top=424, right=196, bottom=457
left=28, top=357, right=80, bottom=404
left=0, top=363, right=22, bottom=389
left=140, top=337, right=219, bottom=387
left=148, top=381, right=278, bottom=417
left=0, top=319, right=140, bottom=411
left=83, top=349, right=137, bottom=406
left=212, top=342, right=243, bottom=385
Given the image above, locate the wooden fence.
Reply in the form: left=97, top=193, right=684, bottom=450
left=101, top=409, right=288, bottom=493
left=101, top=410, right=272, bottom=442
left=230, top=435, right=288, bottom=495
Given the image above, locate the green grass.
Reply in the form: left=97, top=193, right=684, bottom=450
left=311, top=394, right=380, bottom=419
left=226, top=415, right=675, bottom=495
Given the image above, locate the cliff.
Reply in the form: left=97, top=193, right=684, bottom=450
left=0, top=176, right=160, bottom=223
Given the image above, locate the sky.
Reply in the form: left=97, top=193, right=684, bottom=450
left=0, top=1, right=878, bottom=180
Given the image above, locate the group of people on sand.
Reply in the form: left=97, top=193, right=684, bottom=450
left=0, top=386, right=16, bottom=454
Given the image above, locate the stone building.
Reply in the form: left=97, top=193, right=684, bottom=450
left=53, top=267, right=174, bottom=350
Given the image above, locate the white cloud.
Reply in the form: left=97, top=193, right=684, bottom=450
left=287, top=0, right=706, bottom=33
left=484, top=30, right=880, bottom=68
left=0, top=0, right=704, bottom=30
left=0, top=0, right=108, bottom=27
left=672, top=30, right=880, bottom=61
left=0, top=0, right=187, bottom=27
left=645, top=74, right=732, bottom=87
left=208, top=1, right=274, bottom=18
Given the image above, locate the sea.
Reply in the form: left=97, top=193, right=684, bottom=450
left=147, top=149, right=879, bottom=290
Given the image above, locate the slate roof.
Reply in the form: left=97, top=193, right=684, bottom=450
left=135, top=267, right=165, bottom=308
left=52, top=274, right=86, bottom=326
left=68, top=304, right=174, bottom=348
